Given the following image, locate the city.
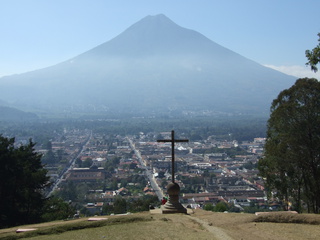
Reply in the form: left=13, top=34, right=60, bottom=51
left=41, top=127, right=270, bottom=215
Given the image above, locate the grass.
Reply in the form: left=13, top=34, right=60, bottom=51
left=254, top=212, right=320, bottom=225
left=2, top=210, right=320, bottom=240
left=0, top=215, right=153, bottom=240
left=3, top=213, right=215, bottom=240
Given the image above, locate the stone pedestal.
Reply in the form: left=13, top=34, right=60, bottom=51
left=162, top=182, right=187, bottom=214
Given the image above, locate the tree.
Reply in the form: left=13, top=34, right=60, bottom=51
left=214, top=202, right=228, bottom=212
left=102, top=203, right=114, bottom=215
left=258, top=78, right=320, bottom=213
left=127, top=195, right=159, bottom=212
left=55, top=181, right=78, bottom=202
left=56, top=149, right=64, bottom=162
left=113, top=196, right=127, bottom=214
left=41, top=197, right=75, bottom=222
left=203, top=203, right=214, bottom=211
left=0, top=136, right=50, bottom=228
left=82, top=157, right=93, bottom=168
left=41, top=149, right=56, bottom=164
left=306, top=33, right=320, bottom=72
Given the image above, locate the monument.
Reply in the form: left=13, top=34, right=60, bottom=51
left=157, top=130, right=188, bottom=214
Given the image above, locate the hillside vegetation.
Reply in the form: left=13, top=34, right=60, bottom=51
left=1, top=210, right=320, bottom=240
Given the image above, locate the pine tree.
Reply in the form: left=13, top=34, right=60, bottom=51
left=0, top=136, right=50, bottom=228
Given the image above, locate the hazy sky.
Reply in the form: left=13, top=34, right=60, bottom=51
left=1, top=0, right=320, bottom=79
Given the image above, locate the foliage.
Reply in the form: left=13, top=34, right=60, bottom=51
left=54, top=181, right=90, bottom=202
left=258, top=78, right=320, bottom=213
left=41, top=149, right=57, bottom=164
left=81, top=158, right=93, bottom=168
left=91, top=115, right=267, bottom=141
left=104, top=156, right=120, bottom=173
left=101, top=195, right=160, bottom=215
left=41, top=197, right=75, bottom=222
left=179, top=175, right=205, bottom=193
left=0, top=115, right=267, bottom=145
left=306, top=33, right=320, bottom=72
left=0, top=136, right=50, bottom=228
left=113, top=196, right=127, bottom=214
left=127, top=195, right=159, bottom=212
left=101, top=203, right=114, bottom=215
left=214, top=202, right=229, bottom=212
left=203, top=203, right=214, bottom=211
left=74, top=157, right=94, bottom=168
left=240, top=161, right=257, bottom=170
left=243, top=205, right=268, bottom=214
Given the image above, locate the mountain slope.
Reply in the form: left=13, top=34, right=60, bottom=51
left=0, top=14, right=296, bottom=116
left=0, top=106, right=38, bottom=121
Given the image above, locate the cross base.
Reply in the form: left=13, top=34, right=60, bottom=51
left=161, top=182, right=187, bottom=214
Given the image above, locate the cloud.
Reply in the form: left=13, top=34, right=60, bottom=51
left=264, top=64, right=320, bottom=80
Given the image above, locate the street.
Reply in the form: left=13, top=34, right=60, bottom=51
left=127, top=137, right=164, bottom=200
left=46, top=130, right=92, bottom=197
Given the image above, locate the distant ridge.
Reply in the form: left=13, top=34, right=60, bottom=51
left=0, top=14, right=296, bottom=116
left=0, top=106, right=38, bottom=121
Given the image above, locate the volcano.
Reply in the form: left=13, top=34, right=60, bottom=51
left=0, top=14, right=296, bottom=116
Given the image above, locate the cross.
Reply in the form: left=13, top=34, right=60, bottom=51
left=157, top=130, right=189, bottom=183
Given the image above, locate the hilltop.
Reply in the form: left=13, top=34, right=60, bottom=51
left=1, top=210, right=320, bottom=240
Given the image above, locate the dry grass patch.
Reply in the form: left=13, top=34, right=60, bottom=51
left=0, top=214, right=152, bottom=240
left=192, top=209, right=320, bottom=240
left=17, top=213, right=216, bottom=240
left=254, top=212, right=320, bottom=225
left=2, top=210, right=320, bottom=240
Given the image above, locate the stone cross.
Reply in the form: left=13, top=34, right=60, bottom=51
left=157, top=130, right=188, bottom=183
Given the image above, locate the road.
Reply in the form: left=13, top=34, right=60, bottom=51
left=127, top=137, right=164, bottom=200
left=46, top=130, right=92, bottom=197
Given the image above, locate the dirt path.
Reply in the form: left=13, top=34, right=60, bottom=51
left=187, top=215, right=234, bottom=240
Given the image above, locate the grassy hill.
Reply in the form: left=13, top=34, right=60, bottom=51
left=1, top=209, right=320, bottom=240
